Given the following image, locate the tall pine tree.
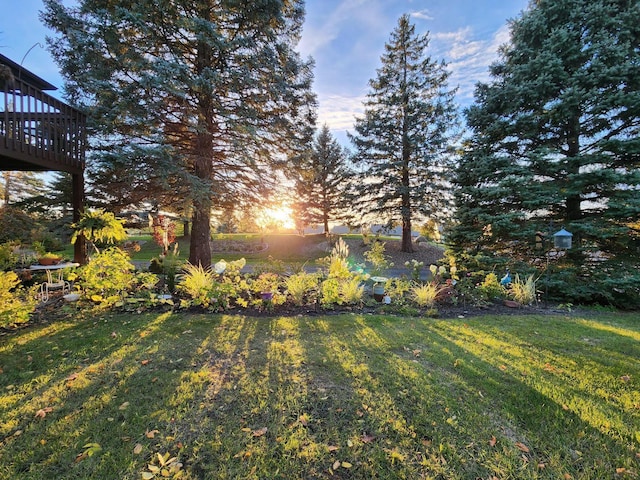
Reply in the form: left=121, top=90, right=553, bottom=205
left=42, top=0, right=316, bottom=267
left=349, top=15, right=458, bottom=252
left=292, top=124, right=352, bottom=234
left=450, top=0, right=640, bottom=301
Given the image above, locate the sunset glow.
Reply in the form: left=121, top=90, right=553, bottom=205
left=256, top=205, right=296, bottom=231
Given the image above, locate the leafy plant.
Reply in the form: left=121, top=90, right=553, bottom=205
left=0, top=271, right=37, bottom=327
left=364, top=240, right=393, bottom=276
left=77, top=247, right=136, bottom=306
left=411, top=282, right=443, bottom=308
left=71, top=209, right=127, bottom=254
left=320, top=278, right=342, bottom=307
left=285, top=271, right=319, bottom=306
left=142, top=452, right=183, bottom=479
left=509, top=273, right=537, bottom=305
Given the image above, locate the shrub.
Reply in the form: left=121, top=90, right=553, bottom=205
left=285, top=271, right=319, bottom=306
left=0, top=271, right=37, bottom=327
left=77, top=247, right=136, bottom=305
left=479, top=273, right=506, bottom=301
left=364, top=240, right=393, bottom=276
left=411, top=282, right=442, bottom=308
left=509, top=274, right=537, bottom=305
left=179, top=263, right=215, bottom=307
left=0, top=242, right=18, bottom=270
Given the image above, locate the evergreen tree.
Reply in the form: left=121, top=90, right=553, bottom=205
left=349, top=15, right=458, bottom=252
left=450, top=0, right=640, bottom=289
left=292, top=124, right=352, bottom=234
left=1, top=172, right=46, bottom=207
left=42, top=0, right=316, bottom=267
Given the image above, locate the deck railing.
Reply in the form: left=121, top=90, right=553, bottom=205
left=0, top=76, right=86, bottom=172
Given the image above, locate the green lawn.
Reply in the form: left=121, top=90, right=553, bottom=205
left=1, top=311, right=638, bottom=479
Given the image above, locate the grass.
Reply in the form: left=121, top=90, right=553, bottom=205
left=57, top=233, right=330, bottom=265
left=1, top=311, right=638, bottom=479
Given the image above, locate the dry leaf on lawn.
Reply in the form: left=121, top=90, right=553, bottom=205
left=252, top=427, right=268, bottom=437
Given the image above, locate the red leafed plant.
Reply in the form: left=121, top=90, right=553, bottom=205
left=151, top=215, right=176, bottom=255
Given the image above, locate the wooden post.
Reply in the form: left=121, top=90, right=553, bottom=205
left=72, top=172, right=86, bottom=264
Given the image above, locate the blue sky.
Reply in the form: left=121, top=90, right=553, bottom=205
left=1, top=0, right=530, bottom=143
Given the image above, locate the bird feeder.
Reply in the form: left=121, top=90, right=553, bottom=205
left=553, top=228, right=573, bottom=249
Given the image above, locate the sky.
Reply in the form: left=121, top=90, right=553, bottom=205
left=0, top=0, right=530, bottom=145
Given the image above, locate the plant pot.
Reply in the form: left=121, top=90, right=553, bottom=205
left=38, top=257, right=62, bottom=265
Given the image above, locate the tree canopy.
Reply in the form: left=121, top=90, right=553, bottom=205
left=42, top=0, right=316, bottom=267
left=450, top=0, right=640, bottom=304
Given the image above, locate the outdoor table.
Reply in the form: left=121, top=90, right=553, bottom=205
left=29, top=262, right=79, bottom=301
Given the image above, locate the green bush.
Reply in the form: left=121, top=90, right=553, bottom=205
left=0, top=271, right=37, bottom=327
left=0, top=242, right=18, bottom=270
left=77, top=247, right=136, bottom=306
left=479, top=273, right=506, bottom=301
left=285, top=271, right=319, bottom=306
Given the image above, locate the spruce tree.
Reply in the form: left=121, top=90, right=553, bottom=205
left=42, top=0, right=316, bottom=267
left=451, top=0, right=640, bottom=305
left=452, top=0, right=640, bottom=274
left=292, top=124, right=352, bottom=235
left=349, top=15, right=458, bottom=252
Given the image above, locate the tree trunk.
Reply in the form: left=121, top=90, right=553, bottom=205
left=188, top=131, right=213, bottom=268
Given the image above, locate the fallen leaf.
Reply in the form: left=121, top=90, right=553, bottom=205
left=66, top=373, right=79, bottom=381
left=332, top=460, right=340, bottom=470
left=499, top=365, right=507, bottom=371
left=564, top=474, right=573, bottom=479
left=341, top=461, right=353, bottom=468
left=412, top=349, right=421, bottom=357
left=35, top=407, right=53, bottom=419
left=111, top=332, right=117, bottom=338
left=616, top=468, right=627, bottom=474
left=141, top=472, right=154, bottom=480
left=489, top=436, right=497, bottom=447
left=252, top=427, right=268, bottom=437
left=327, top=445, right=339, bottom=452
left=361, top=434, right=375, bottom=444
left=515, top=442, right=530, bottom=453
left=133, top=443, right=143, bottom=455
left=621, top=375, right=631, bottom=383
left=241, top=427, right=252, bottom=433
left=347, top=440, right=353, bottom=447
left=538, top=463, right=546, bottom=469
left=119, top=402, right=129, bottom=410
left=145, top=429, right=159, bottom=439
left=141, top=360, right=150, bottom=365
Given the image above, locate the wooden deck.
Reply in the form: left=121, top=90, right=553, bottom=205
left=1, top=58, right=86, bottom=173
left=1, top=53, right=87, bottom=263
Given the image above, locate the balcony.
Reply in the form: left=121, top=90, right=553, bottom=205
left=0, top=53, right=86, bottom=173
left=1, top=53, right=87, bottom=263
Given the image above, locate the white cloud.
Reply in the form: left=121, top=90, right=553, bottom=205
left=410, top=10, right=434, bottom=21
left=433, top=24, right=513, bottom=106
left=317, top=94, right=366, bottom=132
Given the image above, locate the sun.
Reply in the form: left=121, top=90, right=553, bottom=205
left=257, top=205, right=296, bottom=231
